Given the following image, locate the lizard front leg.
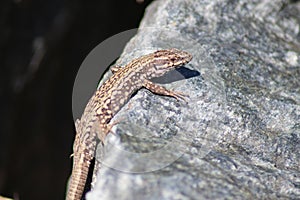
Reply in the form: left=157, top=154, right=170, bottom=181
left=143, top=79, right=188, bottom=101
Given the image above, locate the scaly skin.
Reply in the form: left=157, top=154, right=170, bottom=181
left=66, top=48, right=192, bottom=200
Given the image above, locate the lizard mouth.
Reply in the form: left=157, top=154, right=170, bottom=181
left=173, top=50, right=193, bottom=67
left=179, top=50, right=193, bottom=63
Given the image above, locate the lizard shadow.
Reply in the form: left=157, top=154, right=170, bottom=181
left=151, top=66, right=200, bottom=84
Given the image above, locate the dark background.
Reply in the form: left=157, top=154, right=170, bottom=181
left=0, top=0, right=153, bottom=199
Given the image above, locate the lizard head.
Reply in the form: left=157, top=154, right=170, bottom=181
left=151, top=48, right=192, bottom=77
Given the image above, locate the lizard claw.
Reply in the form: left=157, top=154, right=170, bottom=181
left=171, top=90, right=189, bottom=102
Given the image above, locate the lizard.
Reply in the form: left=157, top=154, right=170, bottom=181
left=66, top=48, right=193, bottom=200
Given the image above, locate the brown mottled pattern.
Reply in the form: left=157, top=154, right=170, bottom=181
left=66, top=48, right=192, bottom=200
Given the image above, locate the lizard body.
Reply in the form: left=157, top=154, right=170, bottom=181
left=66, top=48, right=192, bottom=200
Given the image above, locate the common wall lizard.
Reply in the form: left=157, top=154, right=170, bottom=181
left=66, top=48, right=192, bottom=200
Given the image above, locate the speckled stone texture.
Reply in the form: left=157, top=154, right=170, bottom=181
left=88, top=0, right=300, bottom=199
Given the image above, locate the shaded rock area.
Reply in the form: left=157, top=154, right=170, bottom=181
left=88, top=0, right=300, bottom=199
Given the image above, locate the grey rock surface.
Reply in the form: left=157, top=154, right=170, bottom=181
left=88, top=0, right=300, bottom=199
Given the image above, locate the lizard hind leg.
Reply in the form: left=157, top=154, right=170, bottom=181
left=97, top=118, right=123, bottom=144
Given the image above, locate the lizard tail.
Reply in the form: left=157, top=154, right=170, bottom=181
left=66, top=155, right=91, bottom=200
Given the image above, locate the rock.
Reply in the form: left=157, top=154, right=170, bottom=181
left=88, top=0, right=300, bottom=199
